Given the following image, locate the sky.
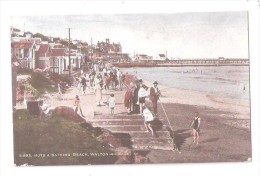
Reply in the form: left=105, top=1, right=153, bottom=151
left=11, top=12, right=248, bottom=59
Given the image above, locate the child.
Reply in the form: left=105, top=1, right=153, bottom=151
left=108, top=93, right=115, bottom=115
left=142, top=106, right=157, bottom=137
left=74, top=95, right=84, bottom=117
left=190, top=112, right=201, bottom=144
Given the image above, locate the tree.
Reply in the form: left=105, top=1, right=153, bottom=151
left=33, top=33, right=50, bottom=42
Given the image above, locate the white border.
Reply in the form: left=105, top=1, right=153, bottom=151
left=1, top=1, right=259, bottom=176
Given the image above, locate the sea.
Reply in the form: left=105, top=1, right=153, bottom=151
left=120, top=66, right=250, bottom=100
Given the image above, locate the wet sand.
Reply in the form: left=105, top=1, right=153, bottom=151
left=142, top=81, right=251, bottom=163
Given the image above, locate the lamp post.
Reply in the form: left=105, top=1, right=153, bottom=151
left=68, top=28, right=71, bottom=77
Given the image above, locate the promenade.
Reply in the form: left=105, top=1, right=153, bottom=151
left=43, top=82, right=175, bottom=151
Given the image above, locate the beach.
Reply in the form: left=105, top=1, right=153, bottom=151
left=14, top=68, right=251, bottom=163
left=135, top=79, right=251, bottom=162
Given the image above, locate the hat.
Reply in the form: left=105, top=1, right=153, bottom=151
left=139, top=79, right=143, bottom=83
left=153, top=81, right=158, bottom=85
left=129, top=82, right=134, bottom=88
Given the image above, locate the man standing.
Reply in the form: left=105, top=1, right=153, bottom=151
left=124, top=82, right=134, bottom=115
left=149, top=81, right=160, bottom=115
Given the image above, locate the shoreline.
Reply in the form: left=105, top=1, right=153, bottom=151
left=140, top=79, right=250, bottom=130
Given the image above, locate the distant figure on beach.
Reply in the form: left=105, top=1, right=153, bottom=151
left=95, top=80, right=103, bottom=106
left=73, top=95, right=84, bottom=117
left=190, top=112, right=201, bottom=145
left=243, top=84, right=246, bottom=92
left=108, top=93, right=115, bottom=115
left=149, top=81, right=160, bottom=115
left=142, top=106, right=157, bottom=137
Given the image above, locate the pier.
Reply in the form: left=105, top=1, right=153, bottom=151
left=112, top=58, right=249, bottom=68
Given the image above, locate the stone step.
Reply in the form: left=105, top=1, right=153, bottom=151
left=113, top=131, right=171, bottom=138
left=88, top=118, right=165, bottom=122
left=90, top=119, right=165, bottom=126
left=92, top=125, right=168, bottom=132
left=132, top=143, right=174, bottom=150
left=112, top=133, right=174, bottom=150
left=130, top=138, right=173, bottom=145
left=90, top=120, right=145, bottom=126
left=93, top=114, right=143, bottom=119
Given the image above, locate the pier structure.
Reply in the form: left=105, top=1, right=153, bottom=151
left=112, top=58, right=249, bottom=67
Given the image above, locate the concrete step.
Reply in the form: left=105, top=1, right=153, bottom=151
left=93, top=114, right=143, bottom=119
left=92, top=125, right=168, bottom=132
left=92, top=113, right=174, bottom=151
left=132, top=143, right=174, bottom=150
left=130, top=138, right=173, bottom=144
left=113, top=131, right=171, bottom=138
left=90, top=119, right=165, bottom=126
left=90, top=120, right=145, bottom=126
left=93, top=125, right=145, bottom=131
left=88, top=118, right=165, bottom=122
left=112, top=132, right=174, bottom=150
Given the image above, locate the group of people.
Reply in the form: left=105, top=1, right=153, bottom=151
left=71, top=62, right=201, bottom=144
left=74, top=63, right=124, bottom=107
left=124, top=79, right=160, bottom=116
left=123, top=79, right=161, bottom=137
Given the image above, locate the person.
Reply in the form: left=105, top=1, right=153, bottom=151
left=142, top=106, right=157, bottom=137
left=149, top=81, right=160, bottom=115
left=39, top=100, right=52, bottom=118
left=124, top=82, right=134, bottom=115
left=81, top=76, right=87, bottom=94
left=95, top=80, right=103, bottom=106
left=190, top=112, right=201, bottom=144
left=138, top=84, right=148, bottom=115
left=77, top=77, right=82, bottom=94
left=73, top=95, right=84, bottom=117
left=132, top=81, right=140, bottom=114
left=108, top=93, right=115, bottom=115
left=57, top=83, right=63, bottom=100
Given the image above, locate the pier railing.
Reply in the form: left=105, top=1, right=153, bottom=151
left=112, top=58, right=249, bottom=67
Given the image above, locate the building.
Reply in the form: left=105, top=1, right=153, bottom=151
left=65, top=49, right=83, bottom=70
left=11, top=41, right=36, bottom=69
left=159, top=54, right=166, bottom=60
left=97, top=39, right=122, bottom=54
left=24, top=31, right=34, bottom=39
left=35, top=44, right=51, bottom=69
left=10, top=26, right=23, bottom=37
left=49, top=48, right=66, bottom=74
left=135, top=54, right=153, bottom=61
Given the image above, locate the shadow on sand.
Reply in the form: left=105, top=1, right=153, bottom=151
left=165, top=128, right=191, bottom=152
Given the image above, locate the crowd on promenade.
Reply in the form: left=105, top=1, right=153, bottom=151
left=70, top=61, right=200, bottom=142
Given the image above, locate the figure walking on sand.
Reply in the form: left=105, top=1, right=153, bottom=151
left=74, top=95, right=84, bottom=117
left=149, top=81, right=160, bottom=115
left=190, top=112, right=201, bottom=144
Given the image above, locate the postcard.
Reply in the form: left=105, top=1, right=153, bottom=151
left=1, top=1, right=260, bottom=176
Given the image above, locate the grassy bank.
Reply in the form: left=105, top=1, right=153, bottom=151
left=13, top=109, right=118, bottom=166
